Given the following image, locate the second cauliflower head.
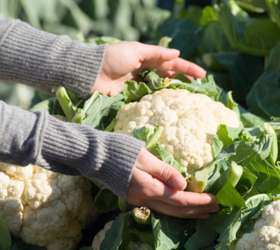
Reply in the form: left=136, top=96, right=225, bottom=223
left=115, top=88, right=239, bottom=171
left=235, top=200, right=280, bottom=250
left=0, top=163, right=96, bottom=250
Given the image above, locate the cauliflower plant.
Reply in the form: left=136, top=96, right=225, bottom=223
left=92, top=221, right=113, bottom=250
left=235, top=200, right=280, bottom=250
left=115, top=89, right=239, bottom=171
left=0, top=162, right=96, bottom=250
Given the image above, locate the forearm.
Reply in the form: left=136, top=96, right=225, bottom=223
left=0, top=18, right=104, bottom=97
left=0, top=101, right=144, bottom=197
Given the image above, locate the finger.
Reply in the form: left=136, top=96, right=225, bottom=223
left=171, top=58, right=206, bottom=78
left=129, top=167, right=177, bottom=201
left=189, top=204, right=219, bottom=214
left=108, top=81, right=126, bottom=96
left=149, top=182, right=218, bottom=209
left=108, top=72, right=134, bottom=96
left=146, top=200, right=211, bottom=219
left=140, top=44, right=180, bottom=62
left=162, top=191, right=218, bottom=208
left=131, top=171, right=218, bottom=212
left=128, top=167, right=183, bottom=205
left=160, top=70, right=194, bottom=82
left=128, top=168, right=219, bottom=216
left=136, top=149, right=186, bottom=190
left=152, top=200, right=218, bottom=214
left=158, top=58, right=206, bottom=79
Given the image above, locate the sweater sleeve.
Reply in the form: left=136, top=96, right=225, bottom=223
left=0, top=100, right=144, bottom=197
left=0, top=18, right=104, bottom=97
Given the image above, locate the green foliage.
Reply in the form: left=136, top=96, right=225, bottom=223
left=123, top=81, right=152, bottom=103
left=156, top=0, right=280, bottom=115
left=0, top=217, right=11, bottom=250
left=132, top=126, right=163, bottom=150
left=99, top=214, right=128, bottom=250
left=220, top=0, right=280, bottom=57
left=185, top=194, right=272, bottom=249
left=236, top=0, right=267, bottom=13
left=94, top=189, right=119, bottom=214
left=132, top=125, right=186, bottom=176
left=151, top=214, right=194, bottom=250
left=266, top=0, right=280, bottom=27
left=99, top=213, right=154, bottom=250
left=158, top=18, right=200, bottom=59
left=36, top=72, right=280, bottom=249
left=11, top=237, right=45, bottom=250
left=247, top=43, right=280, bottom=118
left=169, top=75, right=223, bottom=101
left=53, top=87, right=124, bottom=130
left=123, top=70, right=172, bottom=103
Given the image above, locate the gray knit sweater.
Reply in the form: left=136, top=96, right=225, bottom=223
left=0, top=19, right=144, bottom=197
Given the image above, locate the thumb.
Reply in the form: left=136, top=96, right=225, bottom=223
left=140, top=44, right=180, bottom=62
left=135, top=149, right=187, bottom=190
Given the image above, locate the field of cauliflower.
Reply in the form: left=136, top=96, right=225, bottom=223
left=1, top=0, right=280, bottom=250
left=1, top=70, right=280, bottom=250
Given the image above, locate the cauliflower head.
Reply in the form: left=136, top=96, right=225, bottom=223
left=0, top=163, right=96, bottom=250
left=115, top=89, right=239, bottom=171
left=236, top=200, right=280, bottom=250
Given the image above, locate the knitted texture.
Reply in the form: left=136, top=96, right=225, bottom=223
left=0, top=19, right=104, bottom=97
left=40, top=115, right=144, bottom=197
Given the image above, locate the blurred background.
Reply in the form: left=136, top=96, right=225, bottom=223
left=1, top=0, right=280, bottom=118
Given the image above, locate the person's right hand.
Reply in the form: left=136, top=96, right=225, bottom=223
left=127, top=148, right=219, bottom=219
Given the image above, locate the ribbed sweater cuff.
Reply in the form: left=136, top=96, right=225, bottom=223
left=38, top=115, right=144, bottom=197
left=0, top=19, right=105, bottom=97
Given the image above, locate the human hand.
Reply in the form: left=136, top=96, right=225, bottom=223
left=94, top=42, right=206, bottom=96
left=127, top=149, right=219, bottom=219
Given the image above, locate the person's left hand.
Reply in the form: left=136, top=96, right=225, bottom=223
left=94, top=42, right=206, bottom=96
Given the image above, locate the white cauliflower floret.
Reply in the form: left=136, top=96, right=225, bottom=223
left=0, top=163, right=96, bottom=250
left=236, top=200, right=280, bottom=250
left=115, top=89, right=239, bottom=171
